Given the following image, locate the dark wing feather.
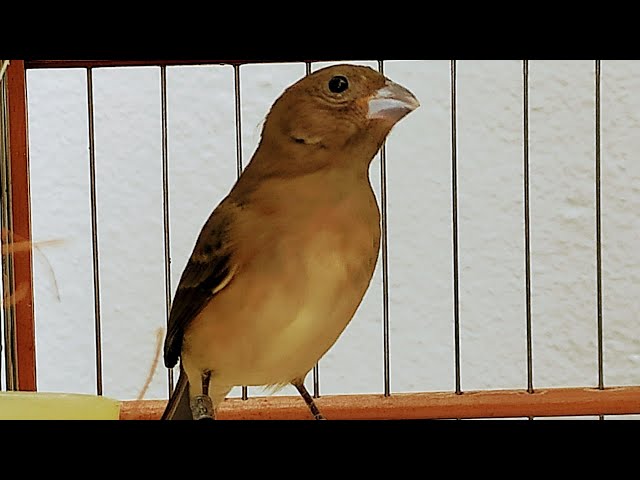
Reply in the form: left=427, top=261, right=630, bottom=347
left=163, top=205, right=235, bottom=369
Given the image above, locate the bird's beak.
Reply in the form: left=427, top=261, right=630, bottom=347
left=367, top=81, right=420, bottom=122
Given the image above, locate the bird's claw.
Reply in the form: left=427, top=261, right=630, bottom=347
left=314, top=413, right=326, bottom=420
left=190, top=394, right=215, bottom=420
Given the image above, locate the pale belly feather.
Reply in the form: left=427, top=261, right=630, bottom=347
left=182, top=211, right=379, bottom=402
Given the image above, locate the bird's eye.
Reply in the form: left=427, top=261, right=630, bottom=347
left=328, top=75, right=349, bottom=93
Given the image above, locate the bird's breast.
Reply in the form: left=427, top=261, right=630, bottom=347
left=182, top=187, right=381, bottom=390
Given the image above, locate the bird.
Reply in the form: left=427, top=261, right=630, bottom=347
left=162, top=63, right=419, bottom=420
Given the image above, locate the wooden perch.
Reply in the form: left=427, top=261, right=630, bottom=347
left=120, top=386, right=640, bottom=420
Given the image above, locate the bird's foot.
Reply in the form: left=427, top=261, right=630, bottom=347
left=314, top=413, right=326, bottom=420
left=190, top=394, right=215, bottom=420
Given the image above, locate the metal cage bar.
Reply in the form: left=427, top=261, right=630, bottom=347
left=450, top=60, right=462, bottom=395
left=86, top=68, right=104, bottom=396
left=232, top=64, right=249, bottom=403
left=594, top=60, right=604, bottom=391
left=377, top=60, right=391, bottom=396
left=160, top=66, right=174, bottom=396
left=523, top=60, right=534, bottom=394
left=306, top=61, right=321, bottom=400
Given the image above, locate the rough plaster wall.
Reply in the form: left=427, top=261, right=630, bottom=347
left=22, top=60, right=639, bottom=410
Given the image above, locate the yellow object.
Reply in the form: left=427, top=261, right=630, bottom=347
left=0, top=391, right=121, bottom=420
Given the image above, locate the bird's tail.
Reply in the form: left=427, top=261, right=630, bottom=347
left=161, top=369, right=193, bottom=420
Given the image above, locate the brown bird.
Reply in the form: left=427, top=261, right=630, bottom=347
left=162, top=63, right=419, bottom=420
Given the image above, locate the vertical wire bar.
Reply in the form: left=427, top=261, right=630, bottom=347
left=233, top=64, right=248, bottom=401
left=306, top=61, right=321, bottom=399
left=523, top=60, right=533, bottom=395
left=0, top=69, right=17, bottom=391
left=450, top=60, right=461, bottom=395
left=377, top=60, right=391, bottom=397
left=86, top=68, right=103, bottom=396
left=234, top=65, right=243, bottom=180
left=160, top=66, right=174, bottom=396
left=595, top=60, right=604, bottom=393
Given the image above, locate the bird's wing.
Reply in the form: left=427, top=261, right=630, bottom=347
left=163, top=203, right=237, bottom=369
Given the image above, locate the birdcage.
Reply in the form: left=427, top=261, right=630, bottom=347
left=1, top=59, right=638, bottom=420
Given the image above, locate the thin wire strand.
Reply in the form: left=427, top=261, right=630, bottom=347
left=306, top=61, right=321, bottom=399
left=450, top=60, right=461, bottom=395
left=377, top=60, right=391, bottom=397
left=234, top=65, right=243, bottom=180
left=86, top=68, right=103, bottom=396
left=233, top=64, right=248, bottom=401
left=160, top=66, right=174, bottom=395
left=0, top=76, right=17, bottom=390
left=595, top=60, right=603, bottom=391
left=523, top=60, right=533, bottom=395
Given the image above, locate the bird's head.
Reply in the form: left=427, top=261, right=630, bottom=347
left=256, top=64, right=419, bottom=174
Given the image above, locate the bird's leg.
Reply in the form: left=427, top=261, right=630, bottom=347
left=190, top=370, right=215, bottom=420
left=292, top=378, right=326, bottom=420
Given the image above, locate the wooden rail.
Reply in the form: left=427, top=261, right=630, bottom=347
left=23, top=60, right=326, bottom=69
left=2, top=60, right=36, bottom=391
left=120, top=386, right=640, bottom=420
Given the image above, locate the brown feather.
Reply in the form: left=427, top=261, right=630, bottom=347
left=163, top=203, right=237, bottom=369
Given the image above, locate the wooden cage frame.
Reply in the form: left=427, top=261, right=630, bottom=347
left=1, top=59, right=639, bottom=419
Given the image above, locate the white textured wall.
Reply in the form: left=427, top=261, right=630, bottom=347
left=19, top=60, right=639, bottom=413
